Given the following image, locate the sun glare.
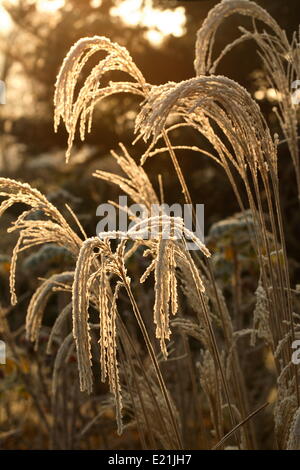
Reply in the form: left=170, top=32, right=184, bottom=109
left=1, top=1, right=65, bottom=34
left=110, top=0, right=186, bottom=46
left=0, top=5, right=13, bottom=33
left=37, top=0, right=65, bottom=13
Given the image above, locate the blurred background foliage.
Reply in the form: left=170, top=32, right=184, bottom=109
left=0, top=0, right=299, bottom=449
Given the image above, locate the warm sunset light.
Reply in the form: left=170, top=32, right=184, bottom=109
left=110, top=0, right=186, bottom=46
left=37, top=0, right=65, bottom=13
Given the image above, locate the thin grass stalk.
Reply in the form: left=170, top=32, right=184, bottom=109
left=212, top=402, right=269, bottom=450
left=117, top=314, right=173, bottom=447
left=183, top=246, right=241, bottom=447
left=270, top=171, right=300, bottom=404
left=260, top=174, right=293, bottom=371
